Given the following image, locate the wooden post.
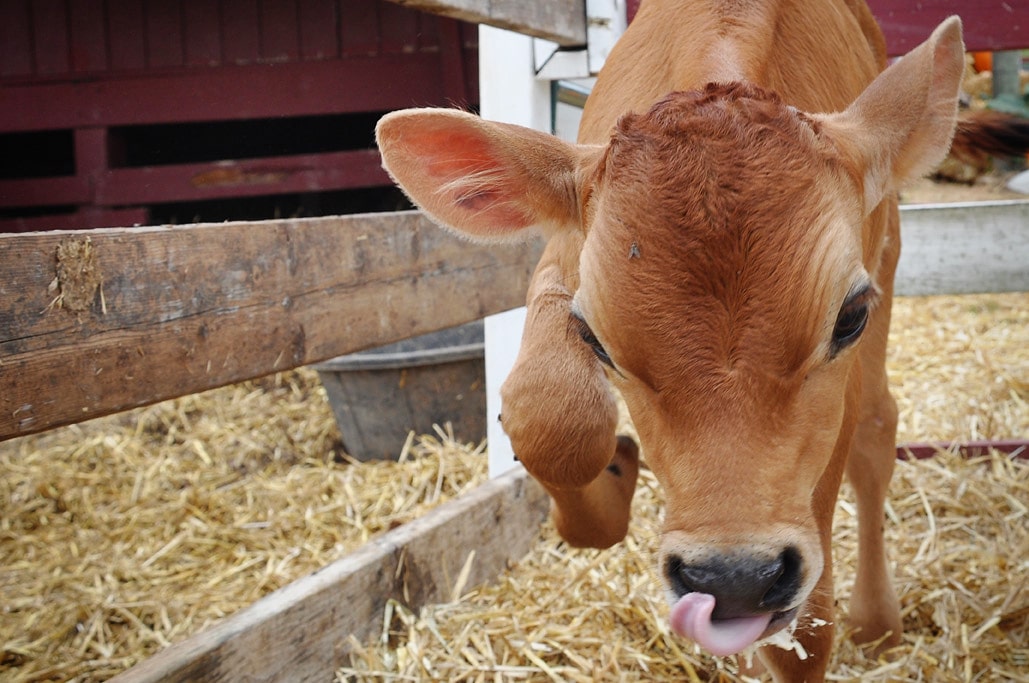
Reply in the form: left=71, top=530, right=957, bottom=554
left=479, top=25, right=553, bottom=479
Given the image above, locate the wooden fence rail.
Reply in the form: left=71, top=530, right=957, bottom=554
left=109, top=467, right=549, bottom=683
left=4, top=200, right=1027, bottom=443
left=895, top=200, right=1029, bottom=296
left=383, top=0, right=587, bottom=45
left=0, top=211, right=542, bottom=442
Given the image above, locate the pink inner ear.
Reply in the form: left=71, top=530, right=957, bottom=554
left=418, top=129, right=498, bottom=180
left=412, top=128, right=535, bottom=231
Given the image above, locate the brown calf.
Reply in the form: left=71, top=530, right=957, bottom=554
left=376, top=1, right=969, bottom=679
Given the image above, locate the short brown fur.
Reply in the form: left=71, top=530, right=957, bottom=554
left=375, top=1, right=976, bottom=679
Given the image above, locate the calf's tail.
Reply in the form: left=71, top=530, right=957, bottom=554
left=948, top=109, right=1029, bottom=166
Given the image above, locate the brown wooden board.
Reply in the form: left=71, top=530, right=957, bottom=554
left=94, top=150, right=390, bottom=206
left=0, top=212, right=542, bottom=441
left=107, top=466, right=549, bottom=683
left=898, top=440, right=1029, bottom=461
left=0, top=55, right=457, bottom=133
left=382, top=0, right=587, bottom=46
left=0, top=149, right=392, bottom=210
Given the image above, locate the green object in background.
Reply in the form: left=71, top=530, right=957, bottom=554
left=989, top=50, right=1029, bottom=117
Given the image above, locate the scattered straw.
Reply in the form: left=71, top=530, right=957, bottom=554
left=339, top=445, right=1028, bottom=682
left=889, top=295, right=1029, bottom=444
left=1, top=290, right=1027, bottom=682
left=0, top=374, right=487, bottom=681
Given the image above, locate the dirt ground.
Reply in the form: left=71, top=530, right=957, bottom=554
left=901, top=168, right=1026, bottom=204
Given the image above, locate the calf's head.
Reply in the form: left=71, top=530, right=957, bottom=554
left=376, top=18, right=963, bottom=653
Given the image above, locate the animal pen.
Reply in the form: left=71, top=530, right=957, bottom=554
left=1, top=1, right=1027, bottom=681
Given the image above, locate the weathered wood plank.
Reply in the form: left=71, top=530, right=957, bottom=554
left=0, top=55, right=449, bottom=132
left=381, top=0, right=587, bottom=46
left=109, top=466, right=548, bottom=683
left=0, top=212, right=542, bottom=441
left=898, top=440, right=1029, bottom=461
left=96, top=149, right=390, bottom=205
left=895, top=200, right=1029, bottom=297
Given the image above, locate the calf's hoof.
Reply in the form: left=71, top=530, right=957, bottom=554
left=848, top=603, right=902, bottom=656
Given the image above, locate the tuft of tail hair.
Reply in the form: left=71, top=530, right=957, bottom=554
left=948, top=109, right=1029, bottom=167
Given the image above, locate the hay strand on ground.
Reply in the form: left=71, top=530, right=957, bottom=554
left=339, top=448, right=1028, bottom=682
left=1, top=291, right=1027, bottom=682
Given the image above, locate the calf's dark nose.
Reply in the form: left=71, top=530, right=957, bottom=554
left=664, top=546, right=802, bottom=618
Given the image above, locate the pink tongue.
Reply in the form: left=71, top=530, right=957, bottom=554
left=669, top=593, right=773, bottom=657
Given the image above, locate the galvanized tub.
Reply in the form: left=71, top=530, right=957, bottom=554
left=314, top=322, right=486, bottom=460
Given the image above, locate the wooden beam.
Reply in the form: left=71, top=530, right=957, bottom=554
left=898, top=440, right=1028, bottom=461
left=0, top=212, right=542, bottom=441
left=96, top=150, right=391, bottom=206
left=895, top=200, right=1029, bottom=296
left=382, top=0, right=587, bottom=46
left=109, top=467, right=549, bottom=683
left=0, top=55, right=455, bottom=133
left=0, top=175, right=91, bottom=208
left=0, top=208, right=150, bottom=233
left=0, top=151, right=391, bottom=210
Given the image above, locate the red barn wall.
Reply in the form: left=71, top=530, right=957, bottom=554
left=0, top=0, right=479, bottom=230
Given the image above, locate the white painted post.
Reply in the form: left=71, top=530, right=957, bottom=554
left=479, top=25, right=553, bottom=478
left=479, top=2, right=626, bottom=478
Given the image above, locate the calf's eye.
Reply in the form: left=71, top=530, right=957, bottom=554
left=570, top=310, right=615, bottom=369
left=833, top=305, right=868, bottom=346
left=830, top=284, right=875, bottom=357
left=579, top=324, right=615, bottom=368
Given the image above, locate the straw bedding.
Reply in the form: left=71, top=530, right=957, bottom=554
left=1, top=298, right=1027, bottom=681
left=339, top=291, right=1028, bottom=682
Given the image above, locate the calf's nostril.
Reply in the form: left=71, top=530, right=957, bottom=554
left=759, top=546, right=802, bottom=611
left=664, top=554, right=691, bottom=598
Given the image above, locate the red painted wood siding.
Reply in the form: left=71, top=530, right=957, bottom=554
left=868, top=0, right=1028, bottom=54
left=0, top=0, right=479, bottom=230
left=0, top=0, right=479, bottom=132
left=0, top=0, right=476, bottom=78
left=625, top=0, right=1027, bottom=53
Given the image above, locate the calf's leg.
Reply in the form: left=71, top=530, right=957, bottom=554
left=846, top=382, right=901, bottom=650
left=845, top=354, right=902, bottom=647
left=499, top=245, right=636, bottom=549
left=846, top=219, right=902, bottom=651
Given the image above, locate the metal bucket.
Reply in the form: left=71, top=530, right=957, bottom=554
left=314, top=322, right=486, bottom=460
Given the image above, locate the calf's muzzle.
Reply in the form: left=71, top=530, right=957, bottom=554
left=663, top=545, right=807, bottom=656
left=665, top=546, right=803, bottom=617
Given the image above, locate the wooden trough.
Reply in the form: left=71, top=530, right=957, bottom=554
left=0, top=209, right=548, bottom=681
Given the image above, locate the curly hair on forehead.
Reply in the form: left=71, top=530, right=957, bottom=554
left=583, top=82, right=859, bottom=387
left=600, top=82, right=836, bottom=238
left=611, top=83, right=826, bottom=167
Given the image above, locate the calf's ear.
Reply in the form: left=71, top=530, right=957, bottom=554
left=820, top=16, right=965, bottom=213
left=376, top=109, right=584, bottom=240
